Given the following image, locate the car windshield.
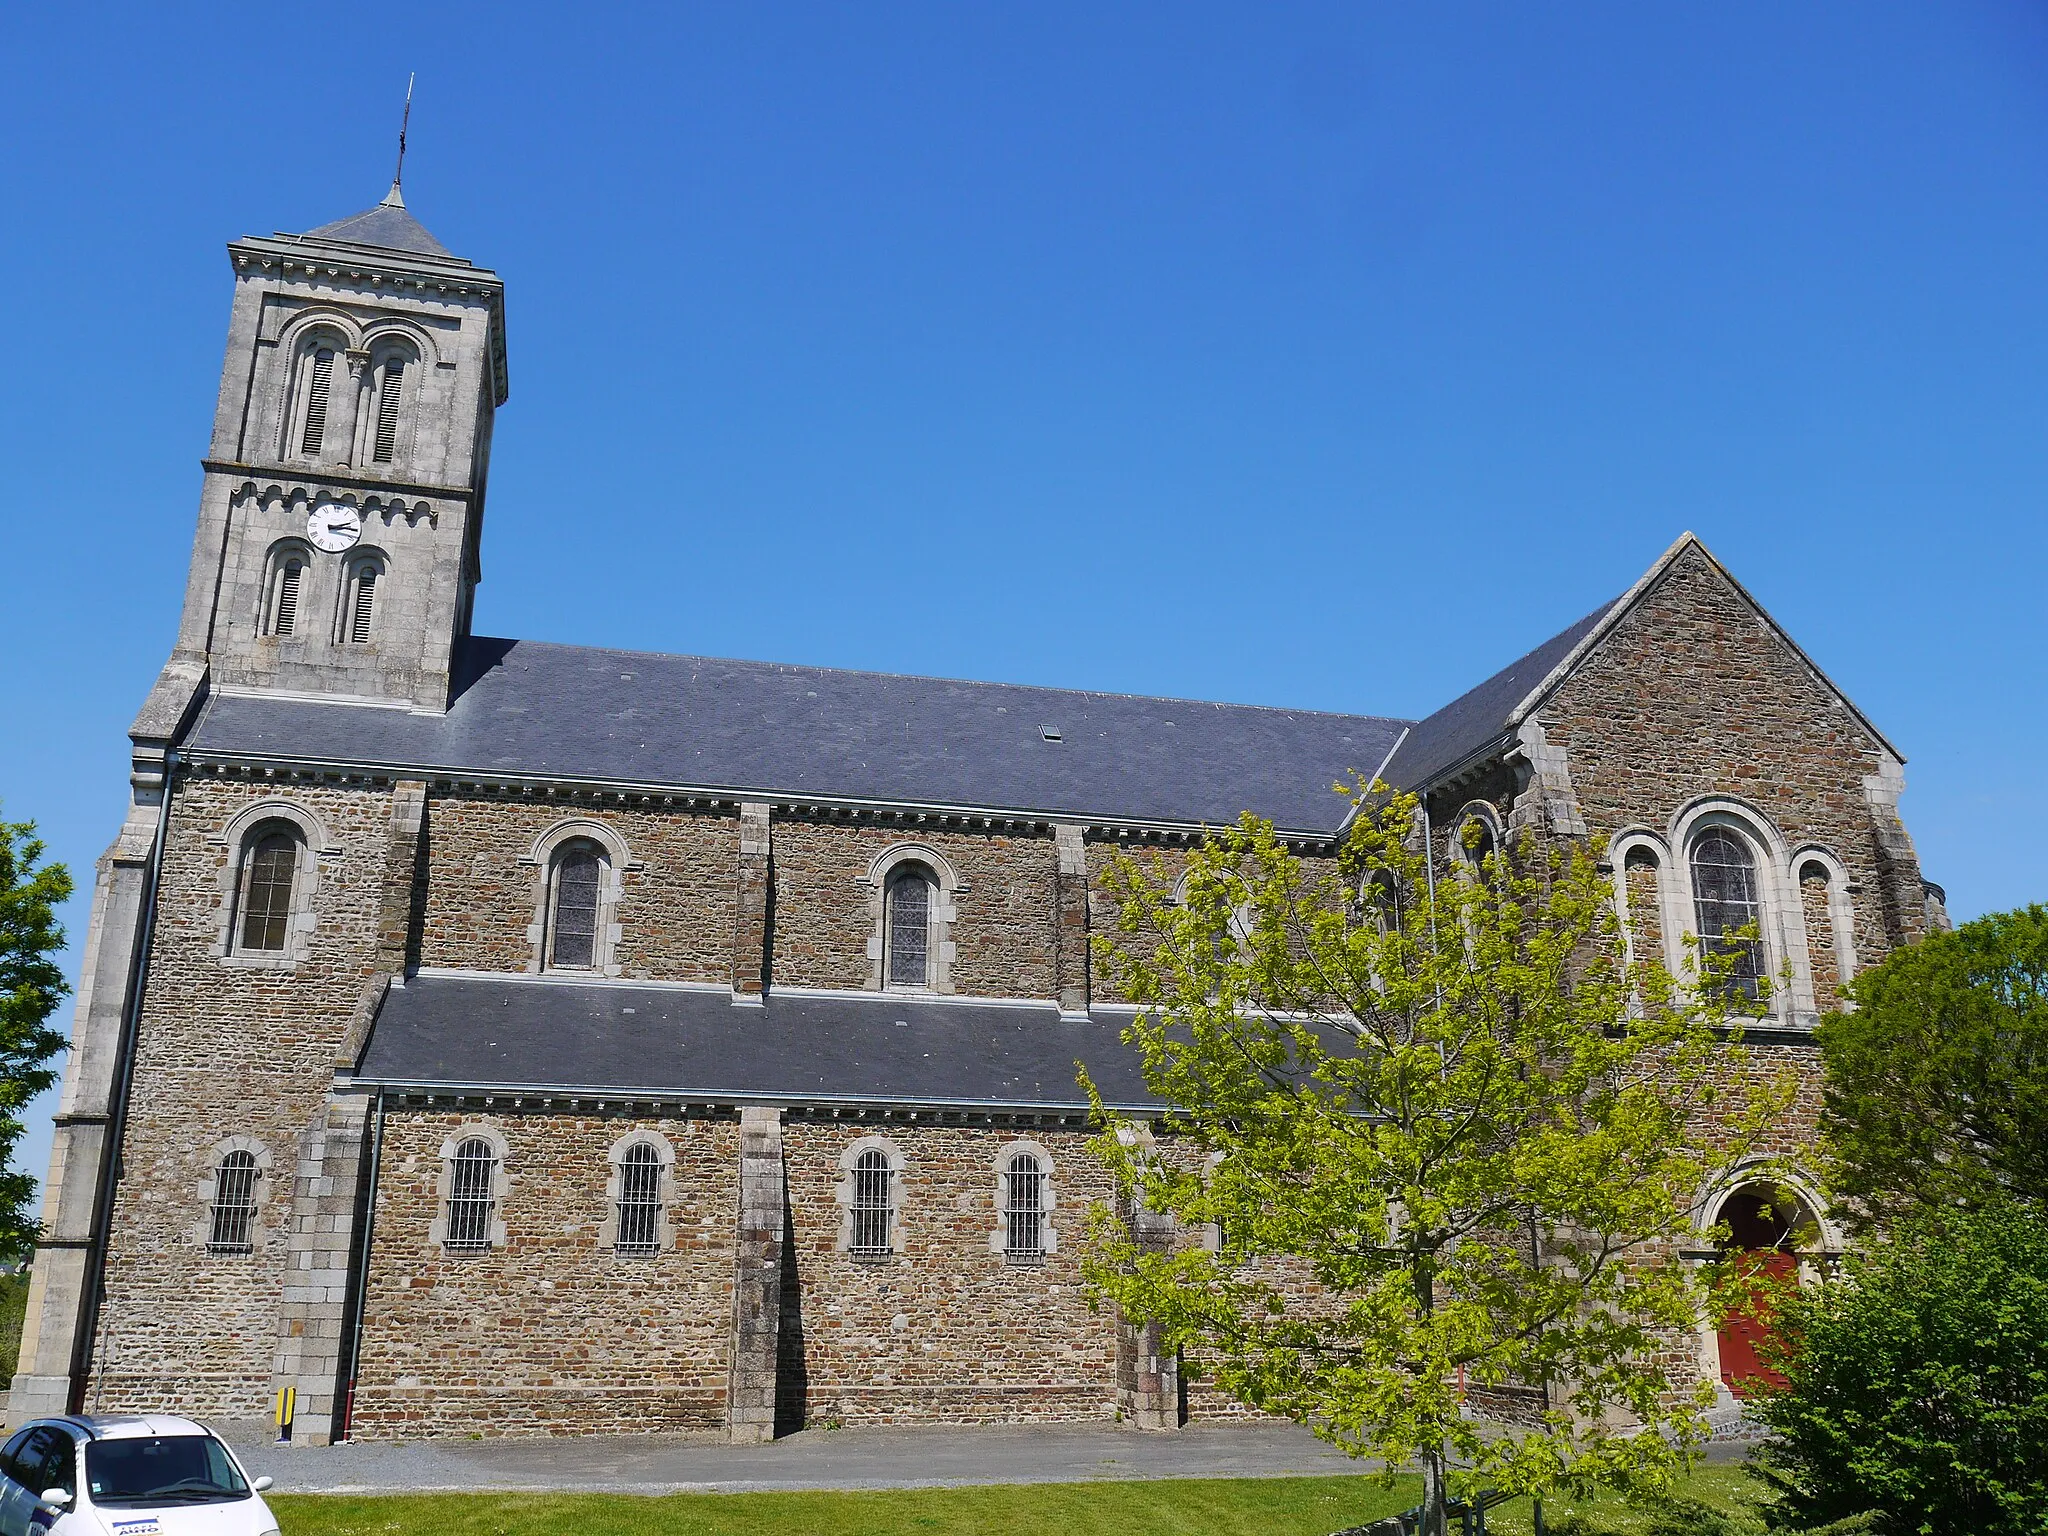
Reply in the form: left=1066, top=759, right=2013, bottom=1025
left=83, top=1435, right=250, bottom=1506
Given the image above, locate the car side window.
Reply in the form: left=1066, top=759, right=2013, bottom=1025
left=0, top=1428, right=33, bottom=1485
left=31, top=1429, right=78, bottom=1497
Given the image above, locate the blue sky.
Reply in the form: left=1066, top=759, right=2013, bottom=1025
left=3, top=2, right=2045, bottom=1193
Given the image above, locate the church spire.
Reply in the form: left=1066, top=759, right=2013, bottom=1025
left=384, top=72, right=415, bottom=210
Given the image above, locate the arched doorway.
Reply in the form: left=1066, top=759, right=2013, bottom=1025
left=1714, top=1184, right=1810, bottom=1398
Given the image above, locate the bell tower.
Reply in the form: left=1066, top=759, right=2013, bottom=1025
left=144, top=181, right=508, bottom=733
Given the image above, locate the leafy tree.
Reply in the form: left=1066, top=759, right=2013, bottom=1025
left=1749, top=1203, right=2048, bottom=1534
left=1816, top=905, right=2048, bottom=1229
left=1080, top=784, right=1790, bottom=1536
left=0, top=811, right=72, bottom=1262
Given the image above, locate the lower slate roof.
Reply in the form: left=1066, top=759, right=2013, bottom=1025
left=190, top=636, right=1409, bottom=835
left=354, top=972, right=1167, bottom=1112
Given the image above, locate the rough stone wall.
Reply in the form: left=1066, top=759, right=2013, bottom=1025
left=87, top=773, right=391, bottom=1419
left=348, top=1111, right=740, bottom=1438
left=1800, top=870, right=1842, bottom=1010
left=780, top=1121, right=1119, bottom=1424
left=771, top=820, right=1061, bottom=999
left=1085, top=843, right=1193, bottom=1005
left=414, top=794, right=739, bottom=982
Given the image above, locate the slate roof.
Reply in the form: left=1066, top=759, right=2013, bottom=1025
left=301, top=187, right=456, bottom=260
left=355, top=972, right=1166, bottom=1111
left=188, top=636, right=1410, bottom=834
left=1380, top=598, right=1618, bottom=791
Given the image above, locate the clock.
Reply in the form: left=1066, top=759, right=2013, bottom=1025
left=307, top=501, right=362, bottom=553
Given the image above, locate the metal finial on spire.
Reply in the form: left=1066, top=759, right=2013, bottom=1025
left=382, top=73, right=415, bottom=209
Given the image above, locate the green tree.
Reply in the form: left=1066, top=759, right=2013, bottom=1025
left=0, top=811, right=72, bottom=1262
left=1081, top=785, right=1789, bottom=1536
left=1750, top=1203, right=2048, bottom=1534
left=1816, top=905, right=2048, bottom=1229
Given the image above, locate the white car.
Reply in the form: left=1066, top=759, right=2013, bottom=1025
left=0, top=1415, right=278, bottom=1536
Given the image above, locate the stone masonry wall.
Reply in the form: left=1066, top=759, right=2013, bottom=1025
left=88, top=772, right=392, bottom=1420
left=348, top=1111, right=741, bottom=1438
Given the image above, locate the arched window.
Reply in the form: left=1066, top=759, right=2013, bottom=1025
left=341, top=557, right=381, bottom=645
left=1461, top=818, right=1497, bottom=879
left=546, top=841, right=606, bottom=969
left=1690, top=827, right=1765, bottom=999
left=268, top=554, right=305, bottom=638
left=850, top=1147, right=895, bottom=1257
left=235, top=828, right=300, bottom=953
left=1003, top=1151, right=1047, bottom=1263
left=884, top=865, right=934, bottom=989
left=445, top=1136, right=499, bottom=1255
left=298, top=344, right=336, bottom=456
left=207, top=1150, right=259, bottom=1254
left=615, top=1141, right=662, bottom=1257
left=370, top=355, right=406, bottom=463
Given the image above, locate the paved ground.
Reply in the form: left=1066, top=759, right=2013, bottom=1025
left=227, top=1421, right=1370, bottom=1495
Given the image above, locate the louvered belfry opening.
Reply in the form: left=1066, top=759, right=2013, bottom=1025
left=207, top=1151, right=259, bottom=1254
left=851, top=1149, right=894, bottom=1257
left=885, top=868, right=933, bottom=987
left=372, top=359, right=404, bottom=463
left=615, top=1143, right=662, bottom=1257
left=299, top=346, right=334, bottom=455
left=1005, top=1152, right=1047, bottom=1262
left=237, top=830, right=298, bottom=952
left=1691, top=827, right=1766, bottom=1000
left=549, top=844, right=604, bottom=968
left=347, top=564, right=378, bottom=644
left=446, top=1137, right=498, bottom=1254
left=271, top=560, right=303, bottom=637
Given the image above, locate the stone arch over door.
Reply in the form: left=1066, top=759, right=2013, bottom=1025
left=1698, top=1169, right=1837, bottom=1405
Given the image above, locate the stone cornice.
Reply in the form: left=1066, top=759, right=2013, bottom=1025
left=204, top=459, right=476, bottom=506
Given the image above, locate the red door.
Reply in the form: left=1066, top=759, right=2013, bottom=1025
left=1718, top=1249, right=1796, bottom=1397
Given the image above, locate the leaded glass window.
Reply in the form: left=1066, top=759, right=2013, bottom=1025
left=885, top=868, right=932, bottom=988
left=237, top=830, right=299, bottom=953
left=851, top=1148, right=894, bottom=1257
left=615, top=1142, right=662, bottom=1257
left=1691, top=827, right=1765, bottom=1000
left=445, top=1137, right=498, bottom=1254
left=1004, top=1152, right=1046, bottom=1262
left=207, top=1150, right=259, bottom=1254
left=549, top=844, right=604, bottom=969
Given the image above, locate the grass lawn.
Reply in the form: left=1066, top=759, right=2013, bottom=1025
left=269, top=1464, right=1761, bottom=1536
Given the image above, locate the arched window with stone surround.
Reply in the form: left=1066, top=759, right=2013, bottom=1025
left=884, top=863, right=935, bottom=989
left=266, top=545, right=308, bottom=638
left=234, top=824, right=301, bottom=954
left=1690, top=826, right=1765, bottom=1000
left=339, top=553, right=384, bottom=645
left=1003, top=1150, right=1048, bottom=1263
left=284, top=330, right=350, bottom=460
left=206, top=1150, right=260, bottom=1254
left=444, top=1136, right=499, bottom=1255
left=851, top=1148, right=895, bottom=1257
left=545, top=840, right=606, bottom=970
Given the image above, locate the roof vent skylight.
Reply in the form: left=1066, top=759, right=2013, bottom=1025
left=1040, top=725, right=1063, bottom=742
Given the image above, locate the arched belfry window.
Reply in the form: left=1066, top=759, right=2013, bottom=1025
left=546, top=840, right=606, bottom=970
left=297, top=343, right=337, bottom=457
left=884, top=864, right=935, bottom=989
left=207, top=1150, right=259, bottom=1254
left=340, top=555, right=383, bottom=645
left=268, top=552, right=306, bottom=638
left=371, top=354, right=406, bottom=463
left=1690, top=827, right=1765, bottom=999
left=235, top=826, right=301, bottom=954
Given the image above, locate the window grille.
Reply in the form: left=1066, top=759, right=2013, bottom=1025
left=885, top=869, right=931, bottom=987
left=615, top=1142, right=662, bottom=1256
left=850, top=1148, right=894, bottom=1257
left=207, top=1150, right=259, bottom=1253
left=445, top=1137, right=498, bottom=1254
left=272, top=560, right=303, bottom=637
left=346, top=564, right=377, bottom=644
left=1004, top=1152, right=1046, bottom=1262
left=237, top=831, right=298, bottom=953
left=1691, top=827, right=1765, bottom=1000
left=549, top=845, right=603, bottom=968
left=300, top=347, right=334, bottom=455
left=372, top=360, right=404, bottom=463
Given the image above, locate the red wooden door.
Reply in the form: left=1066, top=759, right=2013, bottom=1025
left=1718, top=1250, right=1796, bottom=1397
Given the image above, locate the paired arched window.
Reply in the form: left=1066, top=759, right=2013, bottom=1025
left=884, top=864, right=935, bottom=989
left=207, top=1150, right=260, bottom=1254
left=235, top=826, right=301, bottom=953
left=341, top=556, right=382, bottom=645
left=546, top=841, right=607, bottom=970
left=368, top=353, right=407, bottom=464
left=444, top=1136, right=500, bottom=1255
left=1689, top=827, right=1765, bottom=1000
left=850, top=1147, right=896, bottom=1257
left=268, top=552, right=306, bottom=638
left=615, top=1142, right=663, bottom=1257
left=297, top=344, right=337, bottom=456
left=1003, top=1151, right=1047, bottom=1262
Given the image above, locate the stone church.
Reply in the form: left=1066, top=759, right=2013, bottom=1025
left=7, top=186, right=1946, bottom=1443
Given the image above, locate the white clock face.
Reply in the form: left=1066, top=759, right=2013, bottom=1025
left=307, top=502, right=362, bottom=553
